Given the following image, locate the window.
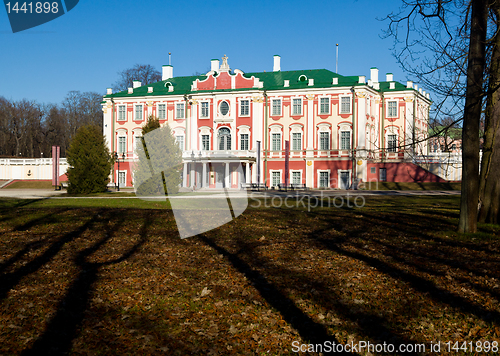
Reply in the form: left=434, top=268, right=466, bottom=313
left=158, top=104, right=166, bottom=119
left=118, top=105, right=126, bottom=121
left=220, top=101, right=229, bottom=116
left=388, top=134, right=397, bottom=152
left=387, top=101, right=397, bottom=117
left=200, top=102, right=209, bottom=118
left=319, top=132, right=330, bottom=150
left=340, top=171, right=350, bottom=189
left=320, top=97, right=330, bottom=114
left=340, top=131, right=350, bottom=150
left=271, top=99, right=281, bottom=116
left=135, top=136, right=142, bottom=153
left=218, top=128, right=231, bottom=150
left=292, top=171, right=301, bottom=185
left=272, top=171, right=281, bottom=187
left=292, top=133, right=302, bottom=151
left=118, top=171, right=126, bottom=186
left=292, top=98, right=302, bottom=115
left=370, top=167, right=376, bottom=174
left=176, top=103, right=185, bottom=119
left=340, top=97, right=351, bottom=114
left=202, top=135, right=210, bottom=151
left=272, top=133, right=281, bottom=151
left=379, top=168, right=387, bottom=181
left=175, top=135, right=184, bottom=151
left=240, top=100, right=249, bottom=116
left=240, top=134, right=249, bottom=150
left=118, top=136, right=126, bottom=153
left=135, top=105, right=143, bottom=121
left=319, top=171, right=329, bottom=188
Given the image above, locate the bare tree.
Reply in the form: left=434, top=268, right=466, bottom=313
left=112, top=64, right=162, bottom=92
left=384, top=0, right=489, bottom=233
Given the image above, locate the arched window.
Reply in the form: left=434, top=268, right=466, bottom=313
left=218, top=127, right=231, bottom=150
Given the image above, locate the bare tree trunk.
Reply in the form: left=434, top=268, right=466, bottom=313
left=459, top=0, right=488, bottom=233
left=478, top=2, right=500, bottom=224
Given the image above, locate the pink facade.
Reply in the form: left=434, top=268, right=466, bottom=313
left=102, top=55, right=438, bottom=189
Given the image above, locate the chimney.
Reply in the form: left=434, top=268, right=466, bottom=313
left=273, top=55, right=281, bottom=72
left=148, top=87, right=153, bottom=93
left=284, top=80, right=289, bottom=87
left=211, top=59, right=220, bottom=72
left=332, top=78, right=338, bottom=85
left=106, top=88, right=112, bottom=95
left=358, top=75, right=366, bottom=84
left=406, top=81, right=413, bottom=89
left=162, top=65, right=173, bottom=80
left=386, top=73, right=393, bottom=82
left=133, top=80, right=141, bottom=88
left=389, top=82, right=395, bottom=89
left=128, top=88, right=133, bottom=94
left=370, top=67, right=379, bottom=83
left=308, top=78, right=314, bottom=86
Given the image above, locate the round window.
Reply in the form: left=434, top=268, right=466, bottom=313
left=220, top=101, right=229, bottom=115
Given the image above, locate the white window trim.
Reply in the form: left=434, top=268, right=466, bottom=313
left=338, top=126, right=352, bottom=150
left=117, top=170, right=127, bottom=187
left=157, top=103, right=167, bottom=120
left=339, top=95, right=352, bottom=114
left=386, top=99, right=398, bottom=118
left=291, top=97, right=303, bottom=116
left=386, top=131, right=399, bottom=152
left=318, top=96, right=331, bottom=115
left=133, top=103, right=144, bottom=121
left=271, top=98, right=282, bottom=116
left=239, top=98, right=250, bottom=117
left=291, top=132, right=302, bottom=151
left=199, top=127, right=212, bottom=151
left=117, top=105, right=126, bottom=121
left=200, top=101, right=210, bottom=118
left=317, top=169, right=331, bottom=188
left=176, top=102, right=185, bottom=119
left=291, top=170, right=302, bottom=185
left=271, top=131, right=282, bottom=151
left=219, top=100, right=230, bottom=117
left=337, top=169, right=352, bottom=189
left=270, top=169, right=283, bottom=188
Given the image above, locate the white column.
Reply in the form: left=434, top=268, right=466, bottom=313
left=182, top=163, right=187, bottom=188
left=202, top=162, right=207, bottom=188
left=225, top=162, right=230, bottom=188
left=190, top=162, right=195, bottom=188
left=245, top=162, right=250, bottom=183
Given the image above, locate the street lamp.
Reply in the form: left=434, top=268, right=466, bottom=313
left=114, top=152, right=125, bottom=191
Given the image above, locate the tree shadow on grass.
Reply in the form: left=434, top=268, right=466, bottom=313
left=21, top=210, right=152, bottom=356
left=304, top=210, right=500, bottom=328
left=197, top=232, right=354, bottom=356
left=0, top=211, right=102, bottom=302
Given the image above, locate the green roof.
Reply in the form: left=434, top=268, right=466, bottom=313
left=103, top=69, right=419, bottom=99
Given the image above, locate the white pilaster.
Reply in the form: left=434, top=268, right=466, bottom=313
left=225, top=162, right=230, bottom=188
left=182, top=163, right=187, bottom=188
left=245, top=162, right=250, bottom=183
left=202, top=162, right=207, bottom=188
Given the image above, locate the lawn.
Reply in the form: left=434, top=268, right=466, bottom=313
left=0, top=196, right=499, bottom=355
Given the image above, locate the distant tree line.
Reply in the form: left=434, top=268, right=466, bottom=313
left=0, top=91, right=103, bottom=159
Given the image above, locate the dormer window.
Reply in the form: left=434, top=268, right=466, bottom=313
left=298, top=75, right=307, bottom=82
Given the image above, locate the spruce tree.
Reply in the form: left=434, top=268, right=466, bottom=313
left=133, top=116, right=182, bottom=196
left=66, top=124, right=112, bottom=194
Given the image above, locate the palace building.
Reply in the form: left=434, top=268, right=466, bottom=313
left=102, top=55, right=438, bottom=190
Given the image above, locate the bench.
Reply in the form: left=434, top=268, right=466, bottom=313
left=291, top=183, right=308, bottom=191
left=59, top=182, right=69, bottom=189
left=241, top=183, right=268, bottom=191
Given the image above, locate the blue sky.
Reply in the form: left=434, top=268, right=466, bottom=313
left=0, top=0, right=412, bottom=105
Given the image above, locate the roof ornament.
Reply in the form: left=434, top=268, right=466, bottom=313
left=219, top=54, right=230, bottom=72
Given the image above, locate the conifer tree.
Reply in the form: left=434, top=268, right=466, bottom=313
left=66, top=124, right=112, bottom=194
left=133, top=116, right=182, bottom=196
